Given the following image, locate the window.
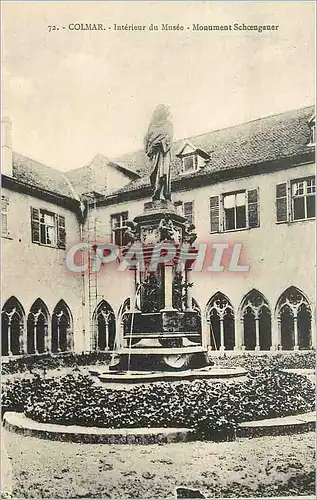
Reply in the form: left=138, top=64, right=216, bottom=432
left=111, top=212, right=128, bottom=246
left=182, top=154, right=197, bottom=173
left=31, top=208, right=66, bottom=248
left=182, top=153, right=205, bottom=174
left=292, top=177, right=315, bottom=220
left=1, top=196, right=9, bottom=237
left=276, top=177, right=315, bottom=223
left=210, top=189, right=259, bottom=233
left=223, top=192, right=246, bottom=230
left=182, top=201, right=195, bottom=224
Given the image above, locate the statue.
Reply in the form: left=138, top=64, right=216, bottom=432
left=184, top=222, right=197, bottom=245
left=124, top=221, right=140, bottom=245
left=159, top=217, right=174, bottom=241
left=144, top=104, right=173, bottom=201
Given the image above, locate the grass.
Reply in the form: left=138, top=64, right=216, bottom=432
left=3, top=429, right=315, bottom=498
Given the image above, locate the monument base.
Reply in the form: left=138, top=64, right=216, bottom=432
left=108, top=349, right=209, bottom=372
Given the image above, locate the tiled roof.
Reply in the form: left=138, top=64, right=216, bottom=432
left=112, top=105, right=315, bottom=195
left=7, top=105, right=315, bottom=202
left=12, top=152, right=77, bottom=199
left=65, top=154, right=139, bottom=196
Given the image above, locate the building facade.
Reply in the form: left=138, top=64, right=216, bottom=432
left=1, top=106, right=316, bottom=357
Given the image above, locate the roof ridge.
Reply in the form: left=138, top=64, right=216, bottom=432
left=115, top=104, right=315, bottom=161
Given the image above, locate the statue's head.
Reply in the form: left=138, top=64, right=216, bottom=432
left=151, top=104, right=170, bottom=123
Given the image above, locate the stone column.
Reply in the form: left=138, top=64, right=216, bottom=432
left=219, top=317, right=225, bottom=353
left=56, top=319, right=61, bottom=353
left=277, top=316, right=282, bottom=350
left=293, top=315, right=299, bottom=350
left=34, top=321, right=38, bottom=354
left=234, top=316, right=241, bottom=351
left=19, top=321, right=25, bottom=354
left=162, top=264, right=175, bottom=310
left=7, top=320, right=12, bottom=356
left=255, top=316, right=260, bottom=351
left=105, top=316, right=109, bottom=350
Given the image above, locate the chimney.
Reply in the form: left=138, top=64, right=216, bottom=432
left=1, top=117, right=13, bottom=177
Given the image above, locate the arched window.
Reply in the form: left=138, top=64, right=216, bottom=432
left=92, top=300, right=116, bottom=351
left=240, top=290, right=271, bottom=351
left=52, top=300, right=73, bottom=353
left=1, top=297, right=25, bottom=356
left=276, top=287, right=312, bottom=350
left=27, top=299, right=49, bottom=354
left=206, top=293, right=235, bottom=350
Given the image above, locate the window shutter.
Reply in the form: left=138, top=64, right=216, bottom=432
left=183, top=201, right=194, bottom=224
left=31, top=207, right=40, bottom=243
left=57, top=215, right=66, bottom=249
left=1, top=196, right=9, bottom=235
left=276, top=183, right=288, bottom=223
left=247, top=188, right=259, bottom=228
left=210, top=196, right=220, bottom=233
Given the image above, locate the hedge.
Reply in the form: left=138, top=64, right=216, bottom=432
left=2, top=369, right=315, bottom=439
left=1, top=351, right=112, bottom=375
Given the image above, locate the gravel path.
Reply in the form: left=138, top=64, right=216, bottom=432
left=3, top=429, right=315, bottom=498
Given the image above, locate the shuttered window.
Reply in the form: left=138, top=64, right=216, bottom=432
left=210, top=189, right=259, bottom=233
left=276, top=183, right=288, bottom=223
left=182, top=201, right=195, bottom=225
left=210, top=196, right=220, bottom=233
left=1, top=196, right=9, bottom=236
left=31, top=207, right=66, bottom=248
left=247, top=189, right=259, bottom=228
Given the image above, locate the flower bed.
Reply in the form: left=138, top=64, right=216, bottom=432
left=2, top=369, right=315, bottom=439
left=1, top=351, right=112, bottom=375
left=211, top=351, right=316, bottom=370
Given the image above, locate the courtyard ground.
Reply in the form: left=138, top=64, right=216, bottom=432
left=3, top=428, right=315, bottom=499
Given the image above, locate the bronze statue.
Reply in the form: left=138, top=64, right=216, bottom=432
left=144, top=104, right=173, bottom=201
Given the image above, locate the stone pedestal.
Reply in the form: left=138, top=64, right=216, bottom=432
left=109, top=200, right=207, bottom=373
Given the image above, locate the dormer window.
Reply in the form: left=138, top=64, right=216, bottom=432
left=182, top=153, right=200, bottom=173
left=308, top=115, right=315, bottom=146
left=176, top=141, right=210, bottom=174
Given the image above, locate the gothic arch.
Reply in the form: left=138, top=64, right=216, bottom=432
left=52, top=300, right=73, bottom=353
left=240, top=289, right=272, bottom=350
left=1, top=296, right=25, bottom=356
left=276, top=286, right=312, bottom=350
left=92, top=300, right=116, bottom=351
left=205, top=292, right=235, bottom=350
left=27, top=299, right=50, bottom=354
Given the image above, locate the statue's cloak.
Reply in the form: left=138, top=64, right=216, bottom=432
left=144, top=106, right=173, bottom=200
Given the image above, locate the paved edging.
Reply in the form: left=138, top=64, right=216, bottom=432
left=3, top=411, right=315, bottom=444
left=237, top=411, right=316, bottom=438
left=3, top=412, right=195, bottom=444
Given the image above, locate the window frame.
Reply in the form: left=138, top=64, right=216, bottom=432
left=291, top=176, right=315, bottom=222
left=110, top=211, right=129, bottom=246
left=31, top=207, right=66, bottom=249
left=182, top=153, right=198, bottom=174
left=222, top=190, right=248, bottom=232
left=39, top=209, right=57, bottom=246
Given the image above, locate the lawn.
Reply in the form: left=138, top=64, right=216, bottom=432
left=3, top=429, right=315, bottom=498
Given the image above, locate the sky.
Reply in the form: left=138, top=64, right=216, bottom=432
left=2, top=1, right=315, bottom=171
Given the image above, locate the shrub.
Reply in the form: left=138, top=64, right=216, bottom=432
left=1, top=352, right=112, bottom=375
left=2, top=369, right=315, bottom=439
left=211, top=352, right=316, bottom=371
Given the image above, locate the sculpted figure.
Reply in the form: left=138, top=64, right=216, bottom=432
left=159, top=217, right=174, bottom=241
left=124, top=221, right=140, bottom=245
left=144, top=104, right=173, bottom=201
left=184, top=222, right=197, bottom=245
